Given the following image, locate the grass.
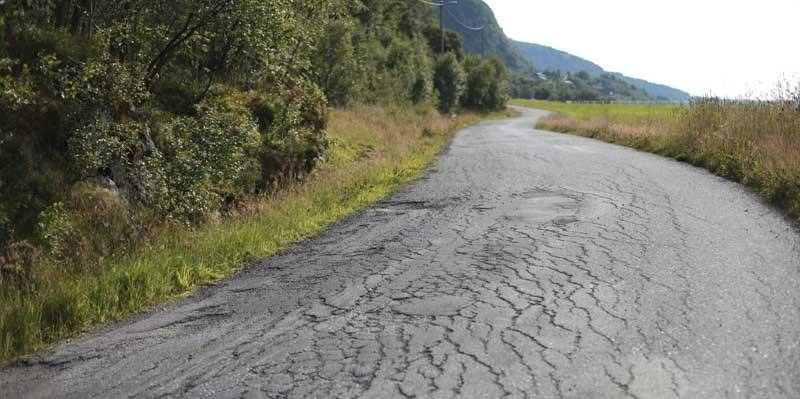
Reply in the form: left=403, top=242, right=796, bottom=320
left=514, top=91, right=800, bottom=223
left=0, top=104, right=516, bottom=363
left=510, top=99, right=682, bottom=125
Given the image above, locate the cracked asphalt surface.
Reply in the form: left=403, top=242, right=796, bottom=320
left=2, top=107, right=800, bottom=398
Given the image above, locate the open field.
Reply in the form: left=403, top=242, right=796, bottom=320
left=510, top=99, right=683, bottom=125
left=513, top=96, right=800, bottom=223
left=0, top=105, right=515, bottom=362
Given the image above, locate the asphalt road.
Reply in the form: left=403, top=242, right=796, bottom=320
left=2, top=107, right=800, bottom=398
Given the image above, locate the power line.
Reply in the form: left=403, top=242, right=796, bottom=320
left=416, top=0, right=443, bottom=7
left=417, top=0, right=486, bottom=55
left=444, top=8, right=484, bottom=31
left=443, top=7, right=486, bottom=56
left=417, top=0, right=457, bottom=53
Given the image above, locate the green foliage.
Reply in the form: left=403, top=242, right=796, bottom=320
left=336, top=0, right=440, bottom=105
left=1, top=0, right=341, bottom=247
left=461, top=56, right=509, bottom=112
left=0, top=0, right=513, bottom=339
left=311, top=19, right=357, bottom=105
left=433, top=53, right=465, bottom=113
left=510, top=70, right=652, bottom=102
left=422, top=24, right=466, bottom=60
left=37, top=184, right=137, bottom=271
left=511, top=40, right=690, bottom=102
left=249, top=83, right=330, bottom=188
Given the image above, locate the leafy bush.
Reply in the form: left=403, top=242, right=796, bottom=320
left=461, top=56, right=509, bottom=112
left=433, top=53, right=465, bottom=113
left=38, top=183, right=137, bottom=271
left=68, top=99, right=262, bottom=222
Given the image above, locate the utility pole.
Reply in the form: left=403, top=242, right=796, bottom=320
left=420, top=0, right=463, bottom=54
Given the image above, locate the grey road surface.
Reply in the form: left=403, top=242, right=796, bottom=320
left=2, top=107, right=800, bottom=398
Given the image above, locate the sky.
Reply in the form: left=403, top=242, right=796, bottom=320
left=482, top=0, right=800, bottom=98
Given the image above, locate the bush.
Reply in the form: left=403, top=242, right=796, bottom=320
left=250, top=83, right=329, bottom=188
left=433, top=53, right=465, bottom=113
left=461, top=56, right=509, bottom=112
left=37, top=183, right=137, bottom=271
left=0, top=241, right=40, bottom=289
left=68, top=98, right=262, bottom=222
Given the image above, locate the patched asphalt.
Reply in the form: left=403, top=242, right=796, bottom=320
left=2, top=107, right=799, bottom=398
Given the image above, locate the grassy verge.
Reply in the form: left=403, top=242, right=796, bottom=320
left=0, top=104, right=516, bottom=362
left=511, top=97, right=800, bottom=222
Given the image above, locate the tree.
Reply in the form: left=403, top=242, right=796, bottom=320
left=433, top=53, right=464, bottom=113
left=311, top=19, right=357, bottom=105
left=460, top=56, right=509, bottom=112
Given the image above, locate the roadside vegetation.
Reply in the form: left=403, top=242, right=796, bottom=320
left=0, top=103, right=513, bottom=362
left=0, top=0, right=512, bottom=361
left=510, top=71, right=653, bottom=102
left=512, top=100, right=681, bottom=124
left=512, top=89, right=800, bottom=222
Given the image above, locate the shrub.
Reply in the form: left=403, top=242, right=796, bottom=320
left=68, top=99, right=262, bottom=222
left=250, top=83, right=329, bottom=188
left=461, top=56, right=509, bottom=112
left=433, top=53, right=464, bottom=113
left=0, top=241, right=40, bottom=290
left=37, top=183, right=137, bottom=272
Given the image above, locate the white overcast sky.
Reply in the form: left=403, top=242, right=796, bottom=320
left=482, top=0, right=800, bottom=98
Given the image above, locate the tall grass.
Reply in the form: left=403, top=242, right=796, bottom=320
left=0, top=104, right=515, bottom=362
left=518, top=84, right=800, bottom=221
left=510, top=99, right=683, bottom=125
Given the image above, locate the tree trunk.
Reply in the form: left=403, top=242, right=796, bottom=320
left=54, top=0, right=71, bottom=28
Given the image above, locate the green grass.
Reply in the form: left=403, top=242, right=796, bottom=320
left=0, top=104, right=516, bottom=363
left=510, top=99, right=682, bottom=125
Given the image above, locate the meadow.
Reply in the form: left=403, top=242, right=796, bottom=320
left=0, top=105, right=514, bottom=362
left=511, top=93, right=800, bottom=223
left=511, top=99, right=683, bottom=125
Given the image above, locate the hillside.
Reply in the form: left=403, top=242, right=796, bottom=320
left=440, top=0, right=689, bottom=102
left=438, top=0, right=645, bottom=101
left=440, top=0, right=532, bottom=72
left=611, top=74, right=690, bottom=102
left=511, top=40, right=690, bottom=102
left=513, top=40, right=604, bottom=75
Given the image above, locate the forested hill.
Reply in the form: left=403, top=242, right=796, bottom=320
left=444, top=0, right=690, bottom=102
left=512, top=40, right=690, bottom=102
left=610, top=74, right=690, bottom=103
left=512, top=40, right=604, bottom=76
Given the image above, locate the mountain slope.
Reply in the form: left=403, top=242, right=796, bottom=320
left=512, top=40, right=604, bottom=75
left=611, top=74, right=690, bottom=102
left=511, top=40, right=689, bottom=101
left=441, top=0, right=690, bottom=101
left=440, top=0, right=531, bottom=72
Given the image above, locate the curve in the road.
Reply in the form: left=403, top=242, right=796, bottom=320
left=2, top=107, right=799, bottom=399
